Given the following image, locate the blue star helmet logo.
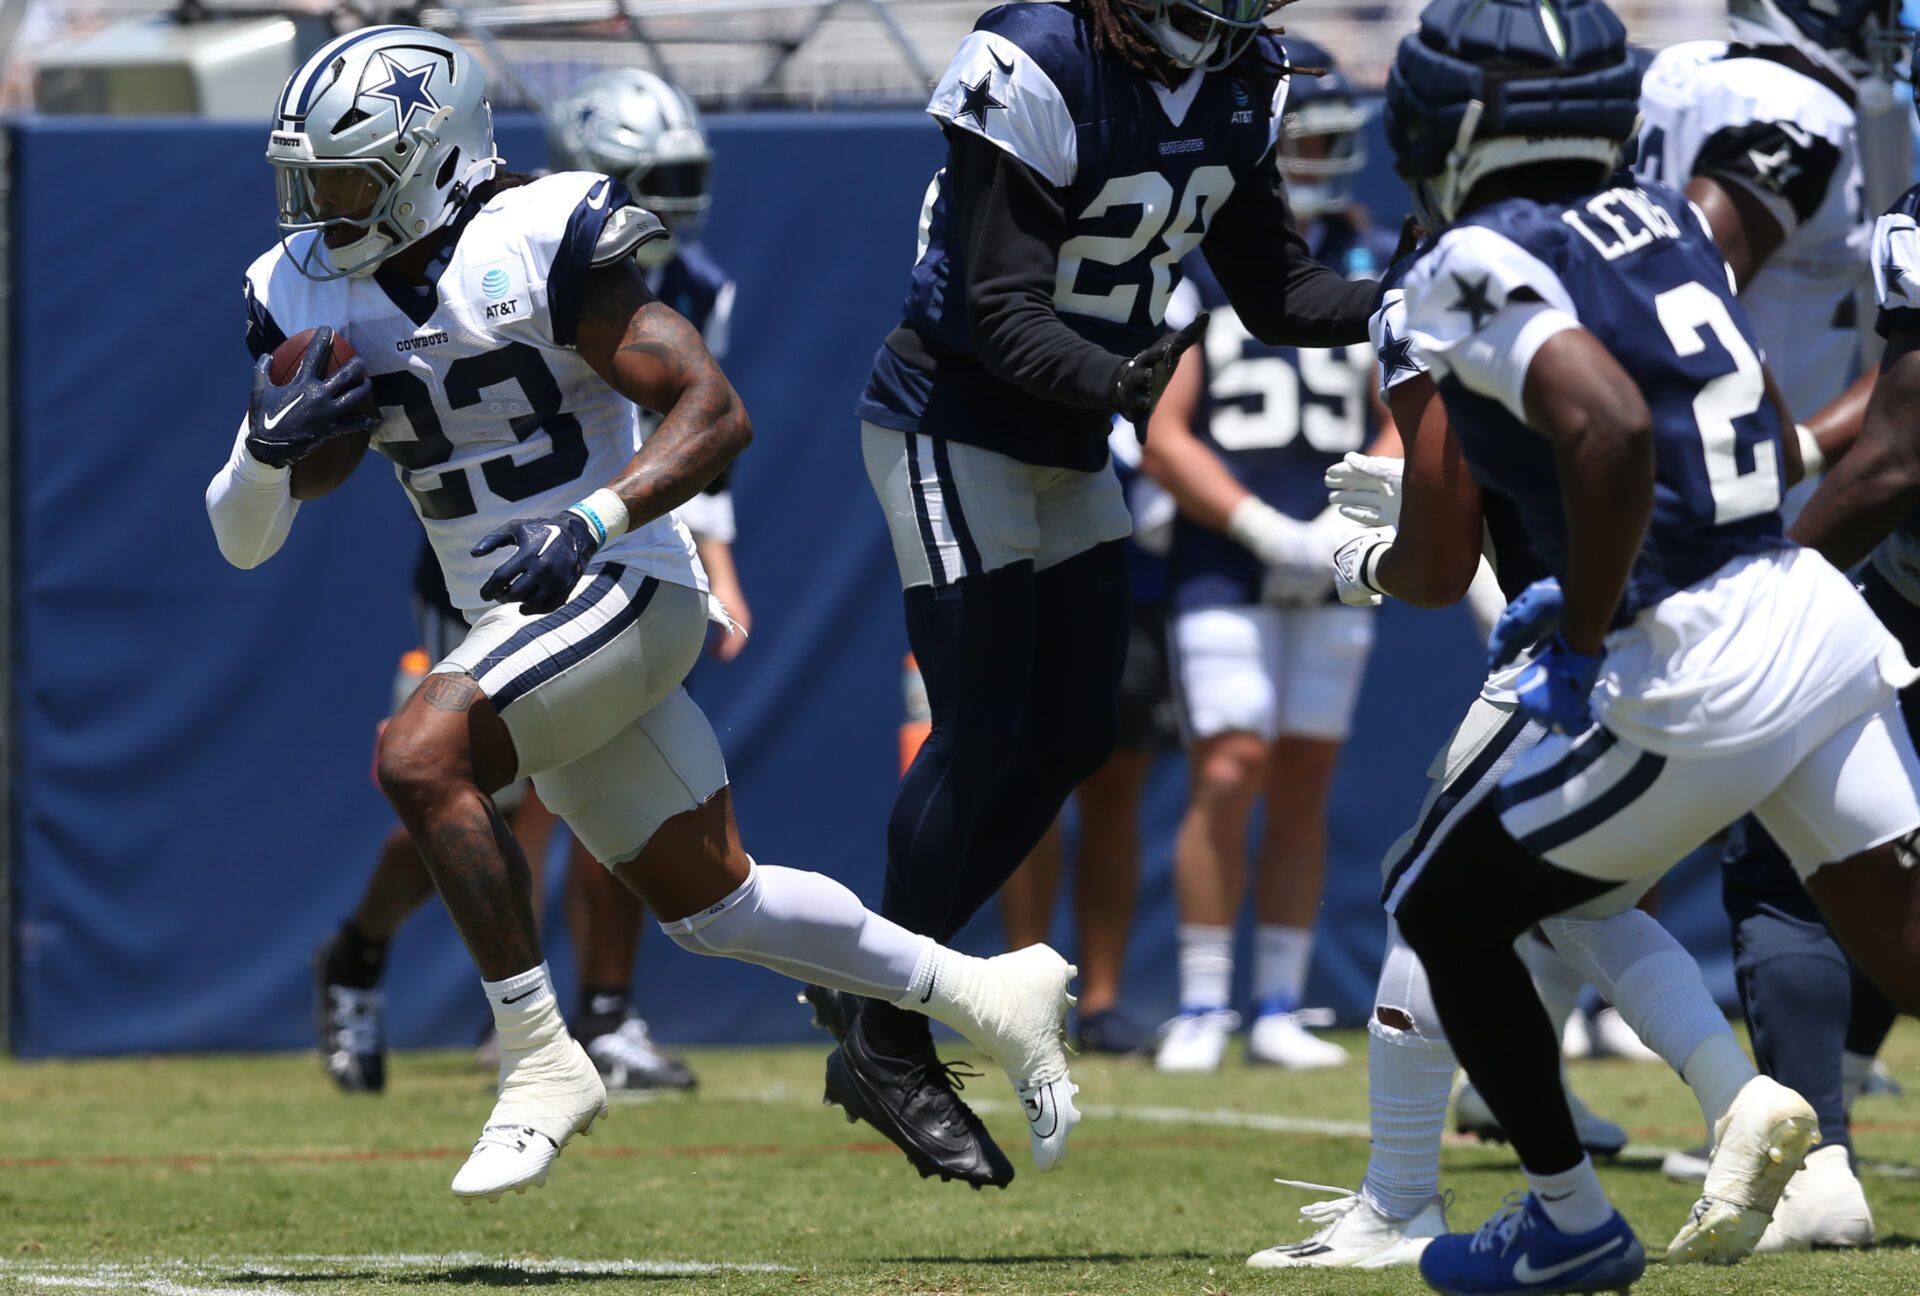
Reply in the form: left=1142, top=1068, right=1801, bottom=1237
left=366, top=53, right=441, bottom=130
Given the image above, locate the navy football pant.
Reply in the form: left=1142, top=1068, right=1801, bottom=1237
left=862, top=541, right=1131, bottom=1053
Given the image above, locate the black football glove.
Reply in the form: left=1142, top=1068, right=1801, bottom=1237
left=1110, top=310, right=1209, bottom=443
left=245, top=326, right=376, bottom=469
left=472, top=513, right=601, bottom=615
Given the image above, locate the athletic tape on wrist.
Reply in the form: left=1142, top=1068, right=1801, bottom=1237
left=567, top=488, right=630, bottom=546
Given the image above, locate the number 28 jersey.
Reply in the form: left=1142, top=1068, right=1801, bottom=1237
left=855, top=1, right=1289, bottom=470
left=1404, top=180, right=1789, bottom=622
left=243, top=172, right=701, bottom=616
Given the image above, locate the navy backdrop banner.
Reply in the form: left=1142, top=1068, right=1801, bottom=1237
left=6, top=110, right=1732, bottom=1056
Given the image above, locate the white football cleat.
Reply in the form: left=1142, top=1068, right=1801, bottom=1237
left=1667, top=1075, right=1819, bottom=1263
left=1662, top=1140, right=1711, bottom=1182
left=1453, top=1077, right=1628, bottom=1156
left=1756, top=1144, right=1875, bottom=1253
left=1247, top=1181, right=1448, bottom=1269
left=1588, top=1006, right=1661, bottom=1062
left=451, top=1035, right=607, bottom=1202
left=1154, top=1009, right=1239, bottom=1073
left=1247, top=1009, right=1349, bottom=1070
left=945, top=944, right=1080, bottom=1172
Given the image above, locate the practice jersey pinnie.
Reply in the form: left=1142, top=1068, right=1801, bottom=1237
left=1370, top=247, right=1548, bottom=607
left=1866, top=184, right=1920, bottom=605
left=1169, top=221, right=1393, bottom=612
left=243, top=172, right=701, bottom=615
left=1636, top=40, right=1866, bottom=419
left=1404, top=180, right=1789, bottom=621
left=855, top=1, right=1289, bottom=471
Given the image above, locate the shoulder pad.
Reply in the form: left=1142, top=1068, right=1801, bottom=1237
left=1403, top=222, right=1576, bottom=363
left=593, top=205, right=668, bottom=266
left=928, top=11, right=1081, bottom=187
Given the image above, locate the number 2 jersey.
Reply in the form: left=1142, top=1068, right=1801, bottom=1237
left=233, top=171, right=702, bottom=616
left=855, top=1, right=1348, bottom=473
left=1403, top=178, right=1788, bottom=623
left=1168, top=221, right=1394, bottom=612
left=1636, top=41, right=1867, bottom=420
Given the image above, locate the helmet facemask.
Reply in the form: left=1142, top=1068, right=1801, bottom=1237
left=1125, top=0, right=1271, bottom=73
left=1278, top=96, right=1370, bottom=218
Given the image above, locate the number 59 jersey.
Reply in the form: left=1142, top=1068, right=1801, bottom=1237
left=1403, top=180, right=1789, bottom=623
left=242, top=171, right=701, bottom=616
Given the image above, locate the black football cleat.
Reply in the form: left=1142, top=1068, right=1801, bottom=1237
left=313, top=932, right=387, bottom=1094
left=800, top=982, right=861, bottom=1043
left=823, top=1016, right=1015, bottom=1189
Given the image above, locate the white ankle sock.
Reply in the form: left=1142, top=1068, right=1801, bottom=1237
left=1681, top=1031, right=1758, bottom=1129
left=1253, top=925, right=1312, bottom=1013
left=1177, top=923, right=1233, bottom=1011
left=1360, top=1027, right=1456, bottom=1219
left=659, top=860, right=932, bottom=999
left=482, top=962, right=565, bottom=1055
left=1526, top=1156, right=1613, bottom=1234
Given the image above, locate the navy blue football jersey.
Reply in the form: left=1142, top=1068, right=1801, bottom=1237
left=1404, top=179, right=1789, bottom=621
left=1169, top=219, right=1394, bottom=611
left=648, top=242, right=734, bottom=360
left=855, top=2, right=1290, bottom=468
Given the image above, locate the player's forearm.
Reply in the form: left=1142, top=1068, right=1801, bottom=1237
left=957, top=134, right=1124, bottom=409
left=1551, top=411, right=1652, bottom=654
left=1200, top=173, right=1374, bottom=347
left=205, top=423, right=299, bottom=569
left=1791, top=345, right=1920, bottom=568
left=605, top=385, right=752, bottom=529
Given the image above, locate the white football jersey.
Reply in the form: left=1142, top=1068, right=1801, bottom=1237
left=1636, top=41, right=1868, bottom=421
left=243, top=171, right=702, bottom=615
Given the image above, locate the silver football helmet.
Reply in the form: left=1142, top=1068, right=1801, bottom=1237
left=1126, top=0, right=1270, bottom=72
left=267, top=25, right=500, bottom=280
left=548, top=68, right=712, bottom=266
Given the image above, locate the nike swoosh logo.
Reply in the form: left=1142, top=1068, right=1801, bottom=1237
left=1511, top=1237, right=1623, bottom=1284
left=501, top=989, right=541, bottom=1005
left=262, top=395, right=303, bottom=431
left=533, top=527, right=559, bottom=558
left=989, top=47, right=1015, bottom=75
left=919, top=973, right=935, bottom=1005
left=586, top=180, right=610, bottom=211
left=1024, top=1085, right=1058, bottom=1138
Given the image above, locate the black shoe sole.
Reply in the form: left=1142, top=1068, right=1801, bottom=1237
left=823, top=1042, right=1014, bottom=1190
left=802, top=984, right=859, bottom=1042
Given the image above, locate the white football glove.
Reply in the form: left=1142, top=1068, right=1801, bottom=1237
left=1229, top=498, right=1343, bottom=606
left=1325, top=452, right=1405, bottom=529
left=1333, top=527, right=1395, bottom=607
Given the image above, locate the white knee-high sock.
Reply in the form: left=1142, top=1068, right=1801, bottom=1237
left=1516, top=932, right=1584, bottom=1040
left=660, top=860, right=931, bottom=999
left=1541, top=911, right=1752, bottom=1126
left=1360, top=923, right=1457, bottom=1220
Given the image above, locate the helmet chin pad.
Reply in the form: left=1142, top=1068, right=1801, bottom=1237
left=1144, top=14, right=1221, bottom=69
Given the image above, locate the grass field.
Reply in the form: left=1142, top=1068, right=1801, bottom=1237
left=3, top=1025, right=1919, bottom=1295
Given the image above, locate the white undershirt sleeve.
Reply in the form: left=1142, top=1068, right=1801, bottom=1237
left=205, top=416, right=299, bottom=569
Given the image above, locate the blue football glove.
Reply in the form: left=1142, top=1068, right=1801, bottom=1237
left=244, top=326, right=376, bottom=469
left=1512, top=637, right=1605, bottom=734
left=472, top=513, right=600, bottom=615
left=1487, top=577, right=1566, bottom=673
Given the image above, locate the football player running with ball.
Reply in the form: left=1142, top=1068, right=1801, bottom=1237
left=1371, top=2, right=1920, bottom=1292
left=830, top=0, right=1377, bottom=1190
left=206, top=26, right=1079, bottom=1206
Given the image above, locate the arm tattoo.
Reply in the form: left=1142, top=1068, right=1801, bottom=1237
left=419, top=673, right=482, bottom=713
left=606, top=303, right=752, bottom=526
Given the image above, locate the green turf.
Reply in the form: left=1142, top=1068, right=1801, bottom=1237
left=2, top=1025, right=1917, bottom=1294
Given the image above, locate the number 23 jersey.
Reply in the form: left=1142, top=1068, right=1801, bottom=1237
left=242, top=171, right=701, bottom=616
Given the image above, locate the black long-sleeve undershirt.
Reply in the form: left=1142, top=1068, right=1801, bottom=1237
left=938, top=129, right=1374, bottom=405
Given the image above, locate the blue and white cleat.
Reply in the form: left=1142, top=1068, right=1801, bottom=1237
left=1420, top=1194, right=1645, bottom=1295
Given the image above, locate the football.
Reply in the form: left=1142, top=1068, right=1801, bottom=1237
left=271, top=327, right=374, bottom=500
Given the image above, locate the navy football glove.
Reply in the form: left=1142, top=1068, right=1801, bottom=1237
left=1513, top=637, right=1605, bottom=735
left=1112, top=311, right=1209, bottom=442
left=245, top=327, right=376, bottom=469
left=473, top=513, right=601, bottom=615
left=1487, top=577, right=1565, bottom=672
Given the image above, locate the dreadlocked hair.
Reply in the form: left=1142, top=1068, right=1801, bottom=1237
left=1074, top=0, right=1309, bottom=91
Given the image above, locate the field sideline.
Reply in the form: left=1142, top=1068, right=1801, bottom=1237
left=3, top=1026, right=1918, bottom=1294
